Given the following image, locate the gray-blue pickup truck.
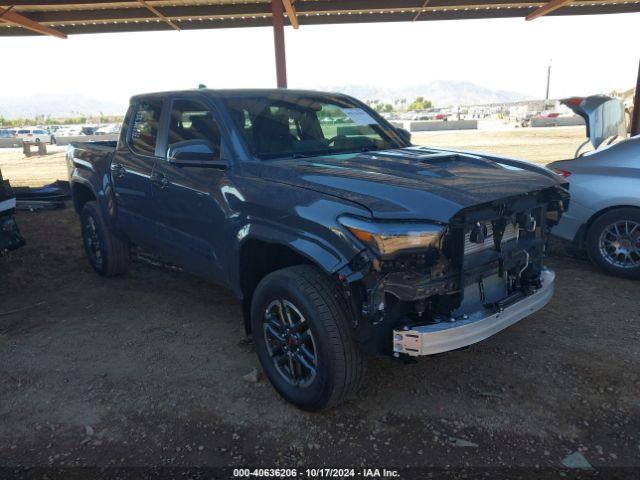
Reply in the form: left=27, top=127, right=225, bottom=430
left=67, top=89, right=569, bottom=410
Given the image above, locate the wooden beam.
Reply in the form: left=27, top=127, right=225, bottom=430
left=413, top=0, right=430, bottom=21
left=0, top=7, right=66, bottom=38
left=282, top=0, right=299, bottom=28
left=138, top=0, right=180, bottom=31
left=526, top=0, right=572, bottom=20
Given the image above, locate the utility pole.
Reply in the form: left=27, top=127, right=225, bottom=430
left=545, top=60, right=552, bottom=108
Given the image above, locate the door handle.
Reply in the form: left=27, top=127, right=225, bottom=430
left=111, top=163, right=126, bottom=178
left=150, top=172, right=169, bottom=189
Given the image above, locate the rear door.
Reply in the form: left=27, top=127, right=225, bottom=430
left=149, top=96, right=231, bottom=283
left=111, top=97, right=165, bottom=247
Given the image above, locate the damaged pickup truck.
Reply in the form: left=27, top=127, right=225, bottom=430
left=67, top=89, right=568, bottom=410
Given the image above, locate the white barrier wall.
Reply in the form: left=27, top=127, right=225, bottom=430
left=389, top=120, right=478, bottom=132
left=531, top=116, right=585, bottom=128
left=0, top=138, right=22, bottom=148
left=53, top=134, right=119, bottom=146
left=409, top=120, right=478, bottom=132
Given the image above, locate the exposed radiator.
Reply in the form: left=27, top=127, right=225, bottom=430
left=464, top=222, right=517, bottom=255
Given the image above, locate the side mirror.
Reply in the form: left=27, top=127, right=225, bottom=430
left=396, top=127, right=412, bottom=145
left=167, top=139, right=228, bottom=168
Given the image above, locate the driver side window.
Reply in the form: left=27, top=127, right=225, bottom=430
left=166, top=99, right=221, bottom=159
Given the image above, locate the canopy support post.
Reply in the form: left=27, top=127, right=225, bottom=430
left=271, top=0, right=287, bottom=88
left=631, top=59, right=640, bottom=137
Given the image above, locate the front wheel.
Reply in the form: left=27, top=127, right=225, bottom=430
left=586, top=208, right=640, bottom=279
left=251, top=265, right=365, bottom=411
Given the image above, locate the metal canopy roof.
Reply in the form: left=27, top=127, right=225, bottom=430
left=0, top=0, right=638, bottom=37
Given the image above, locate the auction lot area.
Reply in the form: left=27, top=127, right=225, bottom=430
left=1, top=208, right=639, bottom=470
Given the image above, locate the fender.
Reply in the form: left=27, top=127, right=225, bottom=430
left=228, top=220, right=359, bottom=299
left=68, top=146, right=119, bottom=229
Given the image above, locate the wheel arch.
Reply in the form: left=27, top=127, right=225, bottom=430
left=237, top=236, right=346, bottom=335
left=579, top=204, right=640, bottom=247
left=71, top=181, right=97, bottom=214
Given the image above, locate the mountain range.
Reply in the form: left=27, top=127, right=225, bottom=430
left=318, top=81, right=533, bottom=106
left=0, top=94, right=125, bottom=120
left=0, top=81, right=532, bottom=119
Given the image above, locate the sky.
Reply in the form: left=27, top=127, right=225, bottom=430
left=1, top=12, right=638, bottom=104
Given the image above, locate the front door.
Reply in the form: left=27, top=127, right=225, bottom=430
left=149, top=97, right=231, bottom=284
left=111, top=98, right=163, bottom=247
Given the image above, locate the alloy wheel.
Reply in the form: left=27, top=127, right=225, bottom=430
left=263, top=299, right=318, bottom=388
left=84, top=215, right=103, bottom=269
left=598, top=220, right=640, bottom=269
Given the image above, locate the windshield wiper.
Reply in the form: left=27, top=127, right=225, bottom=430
left=291, top=152, right=325, bottom=159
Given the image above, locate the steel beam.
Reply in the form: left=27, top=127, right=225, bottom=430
left=271, top=0, right=287, bottom=88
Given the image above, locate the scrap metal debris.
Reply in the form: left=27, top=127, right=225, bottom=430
left=0, top=168, right=25, bottom=253
left=13, top=180, right=70, bottom=211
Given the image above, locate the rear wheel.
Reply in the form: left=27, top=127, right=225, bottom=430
left=251, top=265, right=365, bottom=411
left=586, top=208, right=640, bottom=279
left=80, top=201, right=130, bottom=276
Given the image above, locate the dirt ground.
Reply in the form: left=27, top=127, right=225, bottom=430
left=411, top=125, right=587, bottom=165
left=1, top=126, right=638, bottom=475
left=1, top=206, right=639, bottom=474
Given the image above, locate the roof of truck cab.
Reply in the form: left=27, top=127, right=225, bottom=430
left=129, top=89, right=352, bottom=102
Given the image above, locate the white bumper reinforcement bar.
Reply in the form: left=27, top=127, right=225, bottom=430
left=392, top=269, right=555, bottom=356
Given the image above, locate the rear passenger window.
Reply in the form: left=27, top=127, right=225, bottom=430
left=166, top=99, right=221, bottom=157
left=130, top=100, right=162, bottom=155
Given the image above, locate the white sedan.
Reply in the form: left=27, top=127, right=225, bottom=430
left=16, top=128, right=52, bottom=143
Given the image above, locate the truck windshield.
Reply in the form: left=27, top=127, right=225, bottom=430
left=224, top=94, right=403, bottom=160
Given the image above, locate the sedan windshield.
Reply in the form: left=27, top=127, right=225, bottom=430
left=224, top=94, right=404, bottom=160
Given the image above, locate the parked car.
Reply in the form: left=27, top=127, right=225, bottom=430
left=0, top=129, right=16, bottom=138
left=550, top=137, right=640, bottom=278
left=94, top=124, right=121, bottom=135
left=81, top=126, right=98, bottom=135
left=549, top=95, right=638, bottom=279
left=67, top=89, right=568, bottom=410
left=16, top=128, right=52, bottom=143
left=55, top=127, right=83, bottom=137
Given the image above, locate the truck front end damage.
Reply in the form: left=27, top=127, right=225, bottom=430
left=338, top=186, right=568, bottom=358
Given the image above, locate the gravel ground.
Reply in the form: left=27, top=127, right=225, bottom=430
left=1, top=208, right=639, bottom=476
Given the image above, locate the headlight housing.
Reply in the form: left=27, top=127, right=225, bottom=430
left=338, top=215, right=445, bottom=259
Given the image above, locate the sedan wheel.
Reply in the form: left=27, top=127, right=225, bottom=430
left=598, top=220, right=640, bottom=269
left=586, top=208, right=640, bottom=279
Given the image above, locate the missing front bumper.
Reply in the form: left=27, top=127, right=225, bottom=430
left=392, top=269, right=555, bottom=356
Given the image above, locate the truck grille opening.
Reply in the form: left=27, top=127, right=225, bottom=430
left=464, top=222, right=517, bottom=255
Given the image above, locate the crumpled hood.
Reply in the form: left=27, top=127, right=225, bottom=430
left=255, top=147, right=563, bottom=222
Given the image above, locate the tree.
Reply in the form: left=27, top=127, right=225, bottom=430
left=408, top=96, right=433, bottom=111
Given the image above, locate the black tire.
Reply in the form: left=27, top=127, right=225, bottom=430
left=35, top=138, right=41, bottom=143
left=80, top=201, right=130, bottom=276
left=585, top=207, right=640, bottom=279
left=251, top=265, right=365, bottom=411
